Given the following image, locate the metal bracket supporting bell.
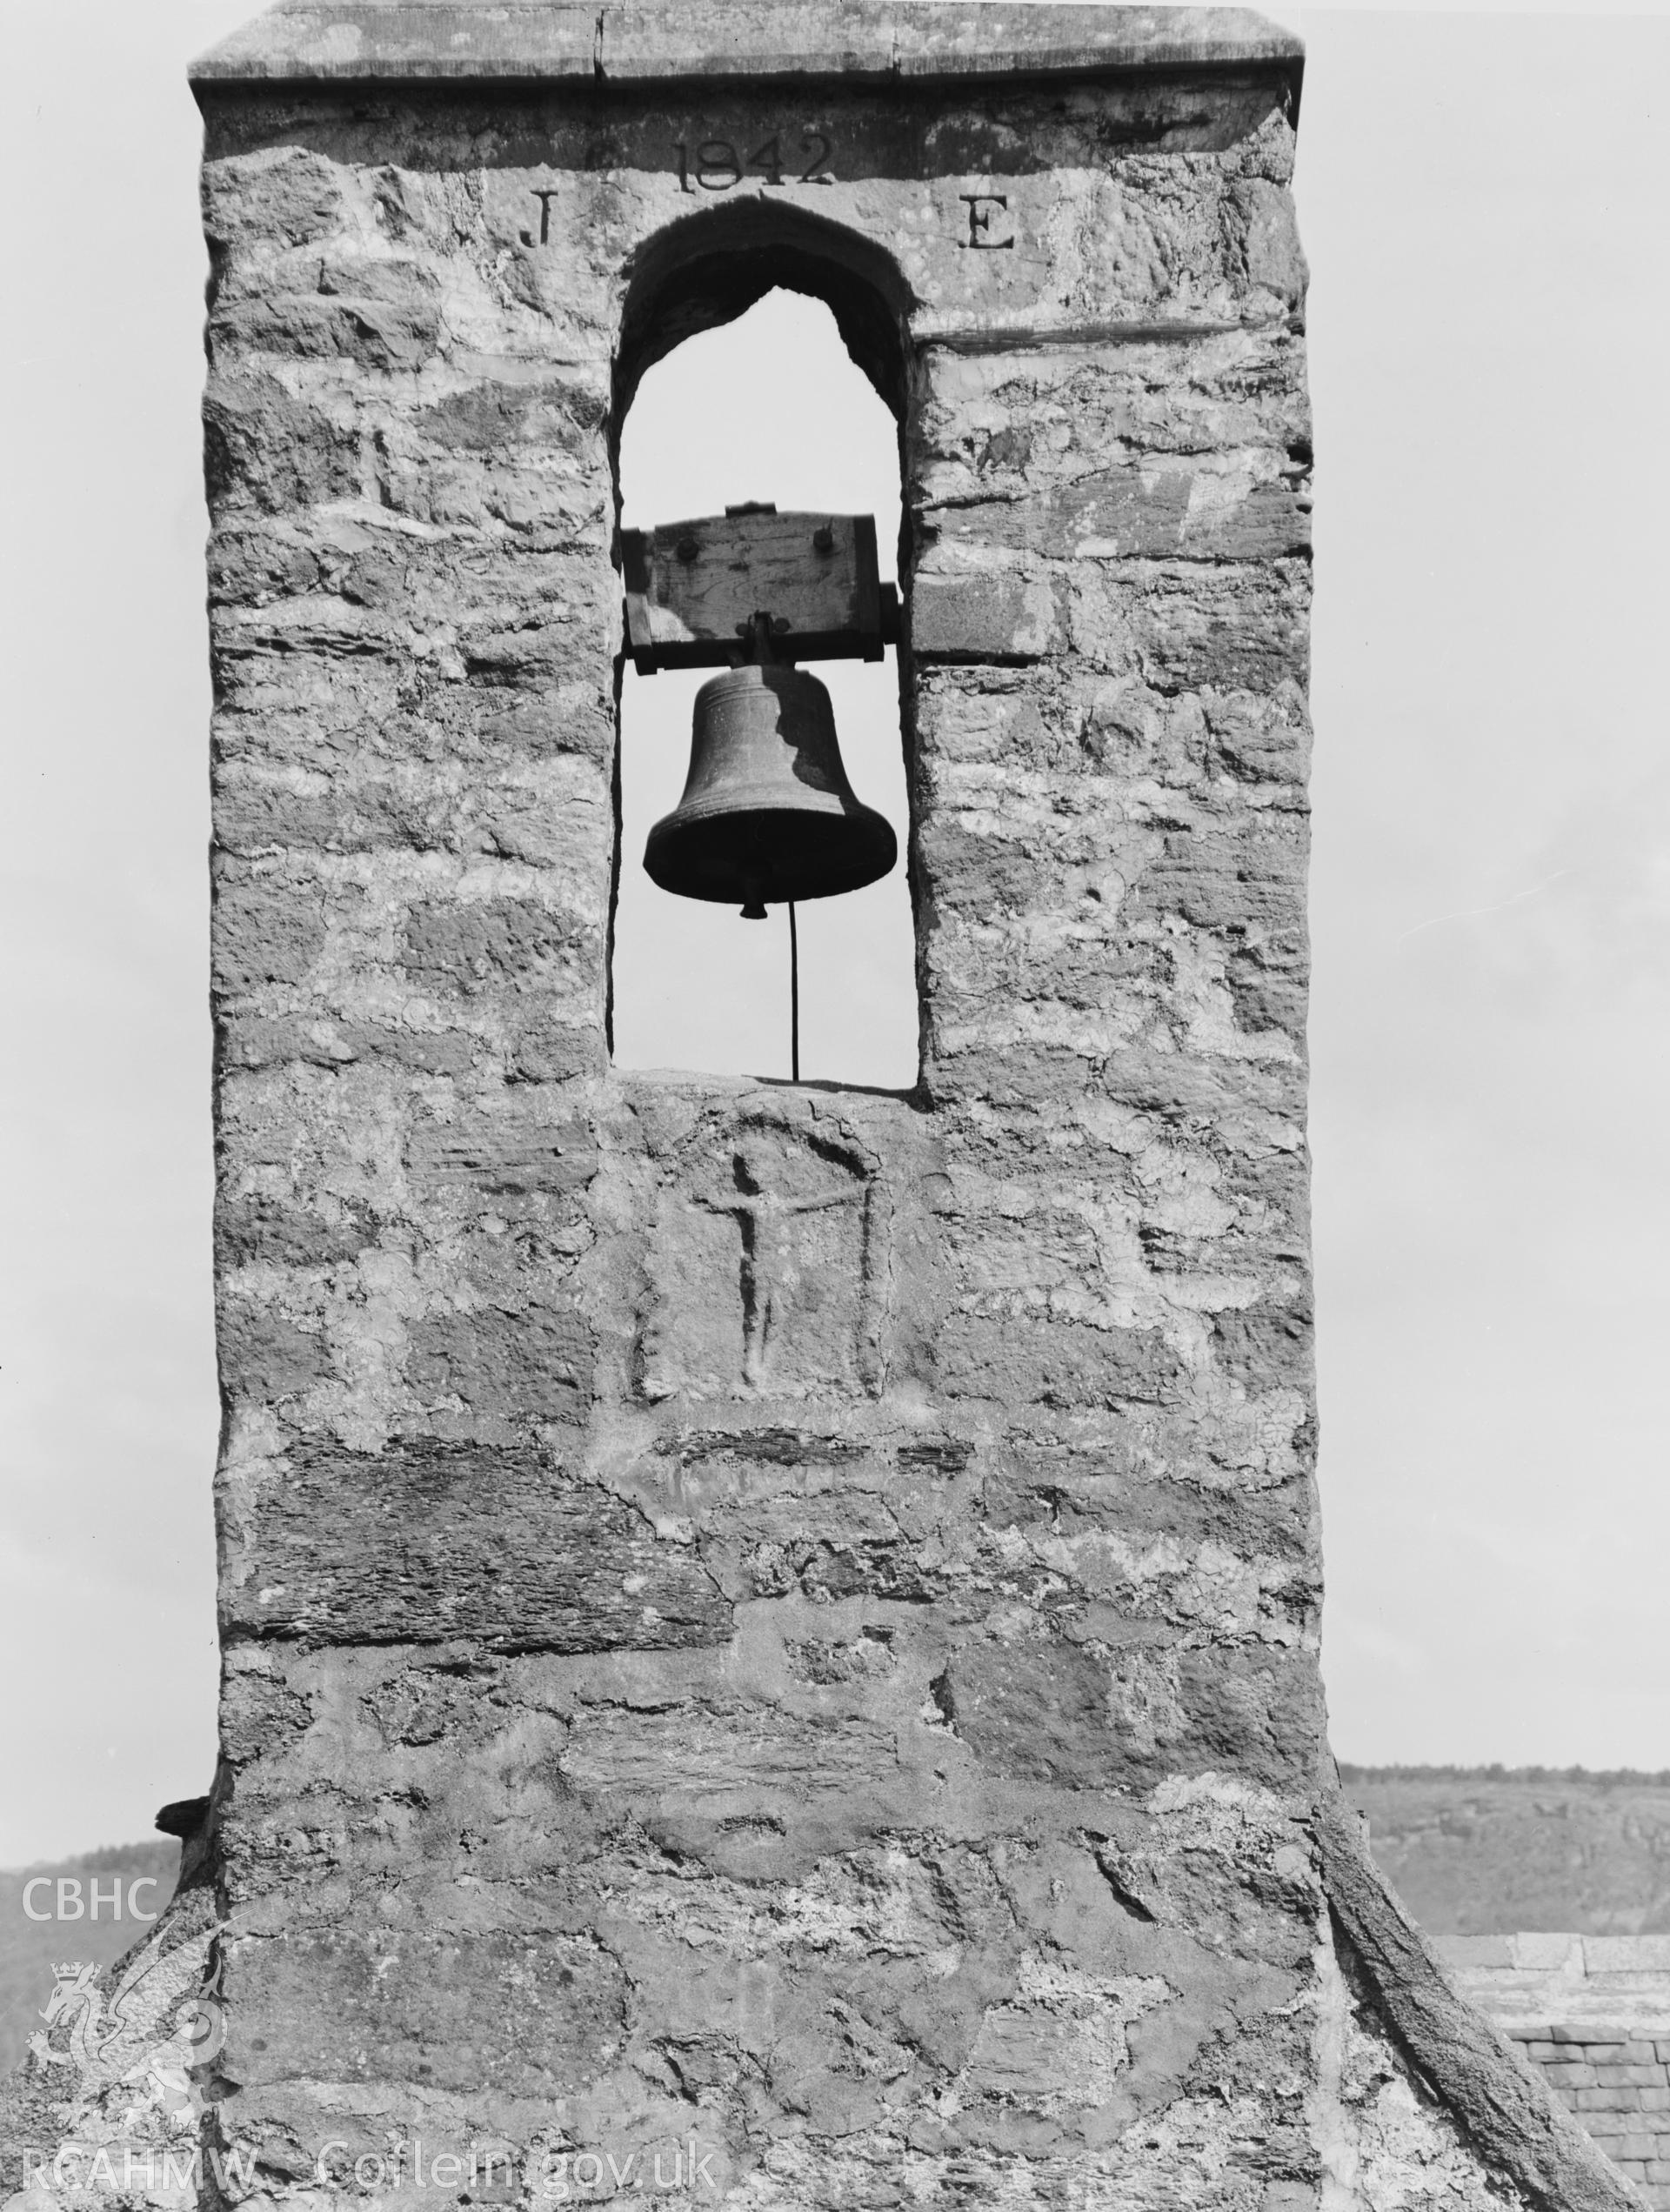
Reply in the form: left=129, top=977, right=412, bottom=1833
left=620, top=507, right=898, bottom=675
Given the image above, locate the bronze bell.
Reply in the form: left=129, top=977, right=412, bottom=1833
left=645, top=664, right=897, bottom=919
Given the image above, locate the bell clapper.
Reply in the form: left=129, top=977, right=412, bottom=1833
left=789, top=899, right=800, bottom=1085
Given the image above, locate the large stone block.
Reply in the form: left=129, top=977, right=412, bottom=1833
left=223, top=1439, right=731, bottom=1650
left=220, top=1922, right=630, bottom=2097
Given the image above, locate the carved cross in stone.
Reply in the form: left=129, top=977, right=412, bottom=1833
left=697, top=1146, right=870, bottom=1391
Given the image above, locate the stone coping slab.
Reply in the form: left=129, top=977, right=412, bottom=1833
left=190, top=2, right=1303, bottom=94
left=1439, top=1936, right=1670, bottom=1975
left=1438, top=1934, right=1670, bottom=2038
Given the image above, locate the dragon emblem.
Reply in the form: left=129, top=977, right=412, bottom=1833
left=28, top=1941, right=226, bottom=2125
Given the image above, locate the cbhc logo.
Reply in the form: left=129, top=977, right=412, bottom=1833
left=23, top=1879, right=159, bottom=1922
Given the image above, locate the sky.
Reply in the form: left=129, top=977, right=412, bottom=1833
left=1, top=2, right=1667, bottom=1865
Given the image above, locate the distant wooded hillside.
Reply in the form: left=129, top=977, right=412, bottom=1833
left=1340, top=1765, right=1670, bottom=1936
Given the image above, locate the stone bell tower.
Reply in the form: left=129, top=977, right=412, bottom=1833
left=36, top=4, right=1620, bottom=2207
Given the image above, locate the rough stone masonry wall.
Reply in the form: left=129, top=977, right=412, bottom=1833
left=196, top=61, right=1338, bottom=2201
left=0, top=12, right=1637, bottom=2212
